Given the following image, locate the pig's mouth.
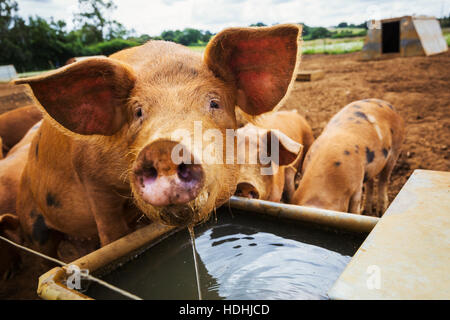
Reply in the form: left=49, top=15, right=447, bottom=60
left=131, top=185, right=211, bottom=227
left=158, top=204, right=195, bottom=226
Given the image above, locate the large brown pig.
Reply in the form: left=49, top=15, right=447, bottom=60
left=13, top=25, right=302, bottom=260
left=235, top=110, right=314, bottom=202
left=291, top=99, right=405, bottom=216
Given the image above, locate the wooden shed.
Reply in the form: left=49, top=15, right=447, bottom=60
left=361, top=15, right=448, bottom=60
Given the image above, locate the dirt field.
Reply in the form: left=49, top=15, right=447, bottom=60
left=282, top=51, right=450, bottom=201
left=0, top=50, right=449, bottom=299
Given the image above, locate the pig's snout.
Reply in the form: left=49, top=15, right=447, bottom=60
left=133, top=140, right=204, bottom=208
left=235, top=182, right=260, bottom=199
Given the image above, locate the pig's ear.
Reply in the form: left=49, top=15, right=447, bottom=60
left=204, top=24, right=301, bottom=115
left=266, top=129, right=303, bottom=166
left=14, top=58, right=136, bottom=136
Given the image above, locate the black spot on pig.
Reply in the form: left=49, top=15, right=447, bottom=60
left=30, top=210, right=38, bottom=219
left=363, top=173, right=368, bottom=182
left=32, top=215, right=49, bottom=245
left=365, top=147, right=375, bottom=163
left=354, top=111, right=368, bottom=121
left=334, top=161, right=341, bottom=167
left=382, top=148, right=389, bottom=158
left=386, top=103, right=394, bottom=110
left=35, top=141, right=39, bottom=158
left=344, top=150, right=350, bottom=155
left=355, top=145, right=360, bottom=154
left=46, top=192, right=61, bottom=208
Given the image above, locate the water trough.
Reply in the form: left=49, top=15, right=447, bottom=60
left=37, top=197, right=378, bottom=300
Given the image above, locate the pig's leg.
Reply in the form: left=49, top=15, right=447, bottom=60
left=84, top=190, right=133, bottom=246
left=364, top=179, right=374, bottom=216
left=377, top=154, right=399, bottom=217
left=283, top=167, right=296, bottom=203
left=348, top=184, right=363, bottom=214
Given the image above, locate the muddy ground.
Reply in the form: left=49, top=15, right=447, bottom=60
left=282, top=51, right=450, bottom=201
left=0, top=50, right=449, bottom=299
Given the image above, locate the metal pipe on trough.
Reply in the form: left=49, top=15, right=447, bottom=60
left=71, top=222, right=178, bottom=272
left=38, top=222, right=178, bottom=300
left=229, top=196, right=379, bottom=233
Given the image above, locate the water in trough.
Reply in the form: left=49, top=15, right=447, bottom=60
left=86, top=208, right=364, bottom=300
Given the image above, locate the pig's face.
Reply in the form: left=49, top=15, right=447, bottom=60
left=126, top=61, right=239, bottom=226
left=17, top=24, right=301, bottom=227
left=235, top=124, right=303, bottom=202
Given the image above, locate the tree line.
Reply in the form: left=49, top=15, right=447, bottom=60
left=2, top=0, right=448, bottom=73
left=0, top=0, right=214, bottom=72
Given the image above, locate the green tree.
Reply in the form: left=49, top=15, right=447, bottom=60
left=73, top=0, right=126, bottom=44
left=250, top=22, right=266, bottom=27
left=310, top=27, right=331, bottom=39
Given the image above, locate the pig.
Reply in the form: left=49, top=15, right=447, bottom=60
left=0, top=104, right=42, bottom=156
left=13, top=24, right=302, bottom=260
left=234, top=110, right=314, bottom=202
left=0, top=123, right=40, bottom=279
left=0, top=121, right=41, bottom=215
left=291, top=99, right=405, bottom=217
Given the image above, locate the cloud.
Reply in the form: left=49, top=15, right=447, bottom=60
left=16, top=0, right=448, bottom=36
left=161, top=0, right=186, bottom=5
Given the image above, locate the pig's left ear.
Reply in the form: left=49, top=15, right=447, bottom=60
left=204, top=24, right=301, bottom=115
left=14, top=58, right=136, bottom=136
left=266, top=129, right=303, bottom=166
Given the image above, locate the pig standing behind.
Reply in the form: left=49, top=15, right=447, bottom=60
left=0, top=121, right=41, bottom=214
left=0, top=122, right=41, bottom=279
left=0, top=105, right=42, bottom=156
left=291, top=99, right=405, bottom=216
left=235, top=110, right=314, bottom=202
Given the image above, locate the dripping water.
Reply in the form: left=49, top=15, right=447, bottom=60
left=188, top=226, right=202, bottom=300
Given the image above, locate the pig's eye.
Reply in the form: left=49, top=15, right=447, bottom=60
left=135, top=107, right=143, bottom=118
left=209, top=100, right=220, bottom=109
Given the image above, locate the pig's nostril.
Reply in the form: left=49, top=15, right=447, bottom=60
left=177, top=162, right=203, bottom=184
left=177, top=162, right=192, bottom=182
left=142, top=164, right=157, bottom=181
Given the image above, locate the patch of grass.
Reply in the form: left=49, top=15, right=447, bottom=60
left=187, top=37, right=365, bottom=56
left=18, top=70, right=53, bottom=78
left=444, top=33, right=450, bottom=46
left=187, top=45, right=206, bottom=53
left=302, top=37, right=364, bottom=55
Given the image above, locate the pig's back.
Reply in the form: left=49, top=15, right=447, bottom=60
left=303, top=99, right=404, bottom=175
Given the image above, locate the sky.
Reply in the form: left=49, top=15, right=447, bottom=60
left=17, top=0, right=449, bottom=36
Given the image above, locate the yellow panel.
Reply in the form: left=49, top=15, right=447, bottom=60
left=328, top=170, right=450, bottom=300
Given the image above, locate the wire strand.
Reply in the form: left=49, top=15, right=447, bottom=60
left=0, top=235, right=142, bottom=300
